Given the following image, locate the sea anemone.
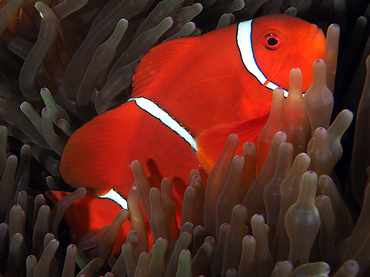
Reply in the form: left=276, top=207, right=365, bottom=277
left=0, top=0, right=370, bottom=276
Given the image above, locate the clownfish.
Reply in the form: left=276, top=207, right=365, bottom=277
left=55, top=14, right=326, bottom=252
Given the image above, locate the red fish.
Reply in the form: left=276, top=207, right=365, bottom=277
left=57, top=14, right=326, bottom=250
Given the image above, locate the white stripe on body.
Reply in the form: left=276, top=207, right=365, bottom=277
left=98, top=188, right=127, bottom=209
left=128, top=97, right=197, bottom=150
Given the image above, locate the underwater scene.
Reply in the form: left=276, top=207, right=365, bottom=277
left=0, top=0, right=370, bottom=276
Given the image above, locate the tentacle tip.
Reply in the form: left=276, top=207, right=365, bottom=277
left=344, top=109, right=354, bottom=115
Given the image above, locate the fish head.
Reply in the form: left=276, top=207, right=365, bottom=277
left=250, top=14, right=326, bottom=92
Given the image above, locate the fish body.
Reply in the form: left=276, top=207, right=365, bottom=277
left=58, top=14, right=326, bottom=248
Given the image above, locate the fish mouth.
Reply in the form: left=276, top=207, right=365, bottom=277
left=311, top=23, right=324, bottom=41
left=307, top=23, right=326, bottom=58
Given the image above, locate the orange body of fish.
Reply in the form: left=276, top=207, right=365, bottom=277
left=53, top=14, right=326, bottom=253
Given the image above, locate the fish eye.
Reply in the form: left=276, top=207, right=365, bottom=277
left=263, top=34, right=281, bottom=50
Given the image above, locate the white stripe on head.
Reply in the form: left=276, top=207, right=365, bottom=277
left=128, top=97, right=197, bottom=150
left=266, top=82, right=289, bottom=97
left=237, top=20, right=289, bottom=97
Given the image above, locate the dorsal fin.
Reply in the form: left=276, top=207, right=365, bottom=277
left=132, top=38, right=194, bottom=97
